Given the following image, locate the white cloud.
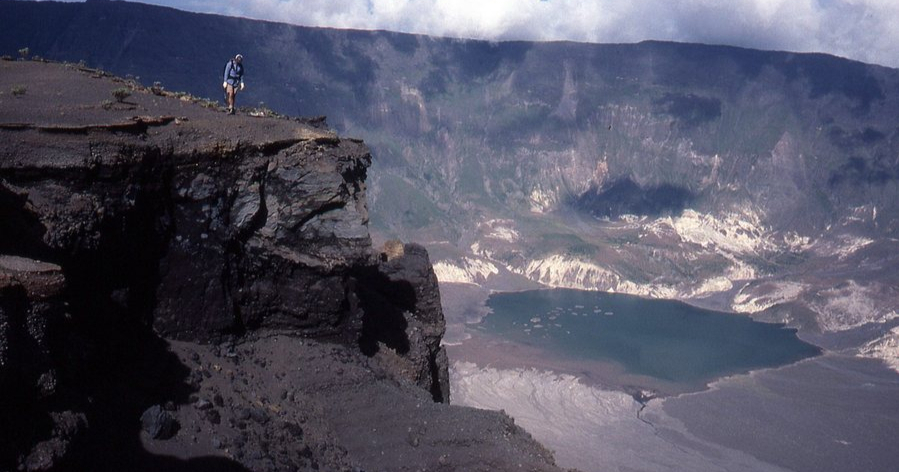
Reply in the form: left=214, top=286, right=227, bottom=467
left=63, top=0, right=899, bottom=67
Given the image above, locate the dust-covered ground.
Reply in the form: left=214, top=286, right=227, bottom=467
left=450, top=346, right=899, bottom=472
left=142, top=335, right=563, bottom=472
left=654, top=354, right=899, bottom=472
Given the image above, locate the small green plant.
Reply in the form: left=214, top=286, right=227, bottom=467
left=1, top=55, right=12, bottom=61
left=11, top=86, right=26, bottom=97
left=101, top=99, right=114, bottom=110
left=112, top=87, right=131, bottom=103
left=18, top=47, right=29, bottom=60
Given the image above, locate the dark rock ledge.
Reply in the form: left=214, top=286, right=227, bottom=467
left=0, top=61, right=563, bottom=471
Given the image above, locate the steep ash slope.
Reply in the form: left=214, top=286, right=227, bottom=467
left=0, top=61, right=561, bottom=472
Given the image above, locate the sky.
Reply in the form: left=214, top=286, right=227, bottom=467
left=58, top=0, right=899, bottom=68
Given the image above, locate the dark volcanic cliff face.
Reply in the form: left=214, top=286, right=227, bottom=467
left=1, top=61, right=374, bottom=341
left=0, top=61, right=558, bottom=471
left=154, top=128, right=373, bottom=339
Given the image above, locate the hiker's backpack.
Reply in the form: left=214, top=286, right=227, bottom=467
left=224, top=60, right=243, bottom=83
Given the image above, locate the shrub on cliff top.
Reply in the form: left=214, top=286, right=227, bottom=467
left=112, top=87, right=131, bottom=103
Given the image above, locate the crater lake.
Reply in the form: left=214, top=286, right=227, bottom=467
left=474, top=288, right=821, bottom=389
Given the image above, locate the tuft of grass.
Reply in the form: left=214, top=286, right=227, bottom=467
left=11, top=86, right=26, bottom=97
left=18, top=47, right=29, bottom=60
left=112, top=87, right=131, bottom=103
left=101, top=99, right=114, bottom=110
left=250, top=102, right=276, bottom=117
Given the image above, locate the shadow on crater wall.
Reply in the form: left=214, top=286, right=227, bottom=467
left=571, top=178, right=696, bottom=219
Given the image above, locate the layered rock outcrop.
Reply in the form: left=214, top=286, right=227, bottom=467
left=1, top=60, right=375, bottom=342
left=357, top=242, right=451, bottom=402
left=0, top=61, right=557, bottom=471
left=0, top=256, right=72, bottom=470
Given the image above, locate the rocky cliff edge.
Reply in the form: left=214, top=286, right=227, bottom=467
left=0, top=61, right=561, bottom=472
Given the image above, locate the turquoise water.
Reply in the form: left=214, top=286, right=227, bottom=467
left=479, top=289, right=821, bottom=384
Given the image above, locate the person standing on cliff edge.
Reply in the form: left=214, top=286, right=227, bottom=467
left=223, top=54, right=245, bottom=115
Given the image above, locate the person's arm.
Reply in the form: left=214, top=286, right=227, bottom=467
left=223, top=61, right=231, bottom=88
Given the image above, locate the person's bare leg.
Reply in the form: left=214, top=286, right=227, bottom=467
left=226, top=85, right=236, bottom=113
